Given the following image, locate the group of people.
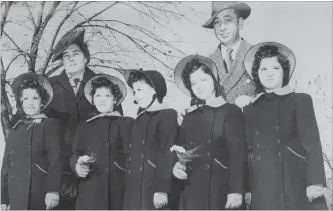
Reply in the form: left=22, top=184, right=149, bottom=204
left=0, top=1, right=329, bottom=210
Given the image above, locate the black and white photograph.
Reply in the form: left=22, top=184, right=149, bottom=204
left=0, top=1, right=332, bottom=210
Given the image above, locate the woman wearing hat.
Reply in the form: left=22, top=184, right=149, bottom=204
left=173, top=55, right=247, bottom=210
left=242, top=42, right=328, bottom=209
left=122, top=69, right=182, bottom=210
left=69, top=74, right=132, bottom=210
left=1, top=73, right=62, bottom=210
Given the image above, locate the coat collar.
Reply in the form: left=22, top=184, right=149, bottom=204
left=186, top=96, right=227, bottom=114
left=12, top=113, right=48, bottom=129
left=136, top=102, right=169, bottom=119
left=251, top=85, right=295, bottom=103
left=86, top=111, right=121, bottom=123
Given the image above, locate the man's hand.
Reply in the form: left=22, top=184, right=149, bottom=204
left=225, top=193, right=242, bottom=209
left=235, top=95, right=253, bottom=110
left=153, top=192, right=168, bottom=209
left=173, top=162, right=187, bottom=180
left=45, top=192, right=60, bottom=210
left=307, top=184, right=324, bottom=202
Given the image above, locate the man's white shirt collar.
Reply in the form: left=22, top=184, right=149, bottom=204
left=220, top=38, right=242, bottom=61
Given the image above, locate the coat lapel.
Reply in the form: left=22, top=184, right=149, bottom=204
left=57, top=70, right=75, bottom=96
left=76, top=67, right=95, bottom=101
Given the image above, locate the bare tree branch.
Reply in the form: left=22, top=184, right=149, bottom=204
left=323, top=152, right=333, bottom=172
left=44, top=63, right=63, bottom=77
left=41, top=2, right=78, bottom=75
left=3, top=31, right=29, bottom=55
left=0, top=56, right=12, bottom=140
left=36, top=2, right=45, bottom=28
left=0, top=1, right=13, bottom=37
left=5, top=54, right=26, bottom=73
left=23, top=2, right=36, bottom=29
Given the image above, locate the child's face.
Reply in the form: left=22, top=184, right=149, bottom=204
left=21, top=88, right=42, bottom=116
left=132, top=80, right=156, bottom=109
left=190, top=68, right=215, bottom=100
left=93, top=87, right=115, bottom=113
left=258, top=57, right=284, bottom=91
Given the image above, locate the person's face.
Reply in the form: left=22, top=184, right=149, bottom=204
left=132, top=80, right=156, bottom=109
left=62, top=44, right=87, bottom=74
left=93, top=87, right=115, bottom=113
left=258, top=57, right=284, bottom=91
left=21, top=88, right=42, bottom=116
left=213, top=9, right=243, bottom=46
left=190, top=68, right=215, bottom=100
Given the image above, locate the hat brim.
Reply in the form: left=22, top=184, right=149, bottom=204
left=203, top=3, right=251, bottom=29
left=52, top=29, right=85, bottom=62
left=244, top=42, right=296, bottom=80
left=11, top=73, right=53, bottom=111
left=84, top=75, right=127, bottom=105
left=174, top=55, right=219, bottom=96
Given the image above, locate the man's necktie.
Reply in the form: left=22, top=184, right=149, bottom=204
left=224, top=48, right=233, bottom=73
left=74, top=78, right=80, bottom=86
left=72, top=78, right=80, bottom=94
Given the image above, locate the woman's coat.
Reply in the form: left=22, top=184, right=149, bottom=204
left=1, top=118, right=63, bottom=210
left=70, top=113, right=133, bottom=210
left=181, top=97, right=247, bottom=210
left=123, top=103, right=181, bottom=210
left=243, top=87, right=327, bottom=210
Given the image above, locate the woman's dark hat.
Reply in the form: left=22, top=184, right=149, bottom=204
left=52, top=28, right=86, bottom=62
left=203, top=1, right=251, bottom=29
left=174, top=55, right=218, bottom=96
left=124, top=69, right=167, bottom=103
left=244, top=42, right=296, bottom=79
left=11, top=73, right=53, bottom=110
left=84, top=74, right=127, bottom=105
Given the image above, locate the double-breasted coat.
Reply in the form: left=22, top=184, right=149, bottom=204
left=1, top=118, right=63, bottom=210
left=209, top=39, right=256, bottom=103
left=243, top=88, right=328, bottom=210
left=70, top=113, right=133, bottom=210
left=181, top=97, right=247, bottom=210
left=123, top=103, right=181, bottom=210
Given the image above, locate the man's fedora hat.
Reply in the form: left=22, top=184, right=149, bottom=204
left=203, top=1, right=251, bottom=29
left=52, top=28, right=86, bottom=62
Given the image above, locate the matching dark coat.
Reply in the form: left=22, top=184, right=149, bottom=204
left=243, top=92, right=328, bottom=210
left=209, top=39, right=256, bottom=103
left=181, top=102, right=247, bottom=210
left=70, top=114, right=133, bottom=210
left=123, top=104, right=181, bottom=210
left=1, top=118, right=63, bottom=210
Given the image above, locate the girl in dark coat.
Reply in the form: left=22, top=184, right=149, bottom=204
left=1, top=73, right=62, bottom=210
left=122, top=69, right=181, bottom=210
left=242, top=42, right=328, bottom=210
left=173, top=55, right=248, bottom=210
left=70, top=75, right=133, bottom=210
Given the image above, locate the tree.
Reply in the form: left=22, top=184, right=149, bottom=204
left=0, top=1, right=196, bottom=140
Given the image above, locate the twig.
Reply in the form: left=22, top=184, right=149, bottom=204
left=23, top=2, right=36, bottom=29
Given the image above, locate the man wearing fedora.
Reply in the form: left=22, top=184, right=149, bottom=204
left=203, top=1, right=256, bottom=106
left=46, top=28, right=123, bottom=209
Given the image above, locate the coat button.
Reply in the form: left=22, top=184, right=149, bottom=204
left=11, top=162, right=14, bottom=167
left=205, top=164, right=210, bottom=169
left=207, top=140, right=211, bottom=144
left=207, top=152, right=211, bottom=156
left=140, top=166, right=143, bottom=171
left=128, top=170, right=131, bottom=174
left=27, top=170, right=31, bottom=174
left=256, top=156, right=261, bottom=160
left=276, top=126, right=279, bottom=131
left=277, top=152, right=281, bottom=156
left=11, top=150, right=15, bottom=155
left=129, top=144, right=132, bottom=148
left=104, top=168, right=109, bottom=172
left=255, top=131, right=259, bottom=136
left=27, top=145, right=31, bottom=149
left=28, top=157, right=31, bottom=161
left=276, top=139, right=281, bottom=144
left=142, top=140, right=145, bottom=145
left=256, top=144, right=260, bottom=148
left=105, top=155, right=109, bottom=160
left=105, top=143, right=109, bottom=147
left=141, top=154, right=144, bottom=158
left=129, top=157, right=132, bottom=162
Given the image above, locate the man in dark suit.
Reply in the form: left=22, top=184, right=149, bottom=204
left=46, top=28, right=123, bottom=209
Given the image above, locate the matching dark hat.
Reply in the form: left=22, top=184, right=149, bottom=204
left=124, top=69, right=167, bottom=103
left=84, top=74, right=127, bottom=105
left=11, top=73, right=53, bottom=110
left=174, top=55, right=218, bottom=96
left=52, top=28, right=87, bottom=62
left=244, top=42, right=296, bottom=79
left=203, top=1, right=251, bottom=29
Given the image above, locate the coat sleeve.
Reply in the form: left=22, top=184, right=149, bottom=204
left=225, top=105, right=247, bottom=194
left=295, top=94, right=326, bottom=186
left=45, top=119, right=63, bottom=193
left=1, top=137, right=11, bottom=205
left=70, top=124, right=85, bottom=177
left=154, top=110, right=180, bottom=193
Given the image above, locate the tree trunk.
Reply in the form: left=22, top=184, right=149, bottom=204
left=0, top=57, right=11, bottom=141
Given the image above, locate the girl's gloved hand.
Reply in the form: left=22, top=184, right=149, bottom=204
left=172, top=161, right=187, bottom=180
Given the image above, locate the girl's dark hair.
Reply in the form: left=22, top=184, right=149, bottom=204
left=90, top=77, right=123, bottom=108
left=16, top=79, right=50, bottom=113
left=181, top=58, right=224, bottom=103
left=127, top=71, right=154, bottom=89
left=252, top=44, right=291, bottom=93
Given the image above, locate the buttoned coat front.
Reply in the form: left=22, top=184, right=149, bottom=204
left=70, top=115, right=133, bottom=210
left=1, top=118, right=63, bottom=210
left=123, top=105, right=181, bottom=210
left=181, top=103, right=247, bottom=210
left=209, top=39, right=256, bottom=103
left=243, top=92, right=327, bottom=210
